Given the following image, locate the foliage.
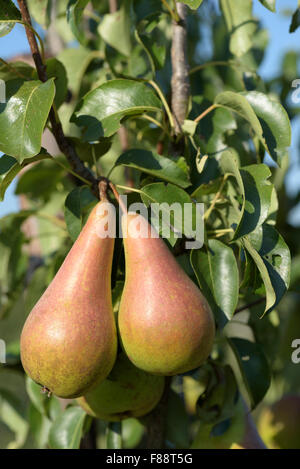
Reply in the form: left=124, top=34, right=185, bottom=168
left=0, top=0, right=299, bottom=449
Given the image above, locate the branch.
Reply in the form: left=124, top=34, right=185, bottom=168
left=16, top=0, right=97, bottom=193
left=145, top=377, right=172, bottom=449
left=171, top=3, right=190, bottom=135
left=109, top=0, right=118, bottom=14
left=235, top=297, right=266, bottom=314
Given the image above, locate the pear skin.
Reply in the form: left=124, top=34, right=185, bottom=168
left=20, top=199, right=117, bottom=398
left=77, top=353, right=165, bottom=421
left=118, top=213, right=215, bottom=376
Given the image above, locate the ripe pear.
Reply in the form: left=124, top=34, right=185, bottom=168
left=118, top=212, right=215, bottom=375
left=258, top=394, right=300, bottom=449
left=77, top=353, right=165, bottom=421
left=20, top=197, right=117, bottom=398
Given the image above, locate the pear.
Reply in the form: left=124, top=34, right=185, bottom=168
left=20, top=197, right=117, bottom=398
left=118, top=212, right=215, bottom=376
left=77, top=353, right=165, bottom=421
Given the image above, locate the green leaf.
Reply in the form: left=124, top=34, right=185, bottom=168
left=242, top=91, right=291, bottom=165
left=135, top=13, right=167, bottom=77
left=73, top=79, right=162, bottom=139
left=220, top=151, right=273, bottom=239
left=290, top=7, right=300, bottom=33
left=180, top=0, right=204, bottom=9
left=107, top=422, right=122, bottom=449
left=0, top=79, right=55, bottom=162
left=57, top=47, right=92, bottom=95
left=258, top=0, right=276, bottom=12
left=191, top=240, right=239, bottom=328
left=220, top=0, right=256, bottom=57
left=64, top=186, right=97, bottom=241
left=0, top=388, right=28, bottom=449
left=67, top=0, right=89, bottom=45
left=0, top=61, right=34, bottom=81
left=27, top=0, right=52, bottom=28
left=215, top=91, right=263, bottom=140
left=115, top=150, right=190, bottom=188
left=243, top=224, right=291, bottom=315
left=33, top=58, right=68, bottom=109
left=48, top=406, right=87, bottom=449
left=0, top=0, right=21, bottom=38
left=228, top=338, right=271, bottom=409
left=215, top=91, right=291, bottom=165
left=141, top=182, right=196, bottom=245
left=98, top=0, right=132, bottom=57
left=0, top=150, right=50, bottom=201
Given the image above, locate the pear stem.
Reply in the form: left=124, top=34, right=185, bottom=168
left=98, top=179, right=108, bottom=201
left=108, top=182, right=128, bottom=215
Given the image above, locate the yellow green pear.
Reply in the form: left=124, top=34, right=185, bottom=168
left=118, top=212, right=215, bottom=375
left=20, top=196, right=117, bottom=398
left=77, top=353, right=165, bottom=421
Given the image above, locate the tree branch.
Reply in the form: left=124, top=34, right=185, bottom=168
left=109, top=0, right=118, bottom=14
left=16, top=0, right=97, bottom=193
left=171, top=2, right=190, bottom=135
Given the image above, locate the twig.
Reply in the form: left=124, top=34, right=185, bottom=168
left=161, top=0, right=180, bottom=22
left=145, top=377, right=172, bottom=449
left=235, top=297, right=266, bottom=314
left=171, top=2, right=190, bottom=135
left=16, top=0, right=97, bottom=193
left=109, top=0, right=118, bottom=13
left=194, top=104, right=217, bottom=123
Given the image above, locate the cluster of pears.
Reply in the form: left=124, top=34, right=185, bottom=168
left=20, top=190, right=215, bottom=420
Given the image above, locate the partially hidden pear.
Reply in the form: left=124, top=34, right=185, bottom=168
left=77, top=352, right=165, bottom=421
left=118, top=212, right=215, bottom=376
left=20, top=197, right=117, bottom=398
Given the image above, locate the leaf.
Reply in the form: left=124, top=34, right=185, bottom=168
left=289, top=7, right=300, bottom=33
left=64, top=186, right=97, bottom=241
left=140, top=182, right=197, bottom=245
left=0, top=79, right=55, bottom=162
left=220, top=151, right=273, bottom=239
left=180, top=0, right=203, bottom=9
left=48, top=406, right=87, bottom=449
left=243, top=224, right=291, bottom=315
left=0, top=61, right=34, bottom=81
left=0, top=388, right=28, bottom=449
left=98, top=0, right=132, bottom=57
left=220, top=0, right=257, bottom=57
left=258, top=0, right=276, bottom=12
left=242, top=91, right=291, bottom=165
left=73, top=79, right=162, bottom=140
left=115, top=150, right=190, bottom=188
left=67, top=0, right=89, bottom=45
left=191, top=240, right=239, bottom=328
left=57, top=47, right=92, bottom=95
left=107, top=422, right=122, bottom=449
left=0, top=0, right=21, bottom=38
left=27, top=0, right=52, bottom=28
left=228, top=338, right=271, bottom=409
left=215, top=91, right=263, bottom=140
left=0, top=150, right=50, bottom=201
left=215, top=91, right=291, bottom=165
left=33, top=58, right=68, bottom=109
left=135, top=13, right=167, bottom=77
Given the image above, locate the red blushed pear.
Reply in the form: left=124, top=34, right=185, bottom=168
left=118, top=212, right=215, bottom=376
left=20, top=196, right=118, bottom=398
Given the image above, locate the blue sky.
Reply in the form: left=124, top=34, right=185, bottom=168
left=0, top=0, right=300, bottom=223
